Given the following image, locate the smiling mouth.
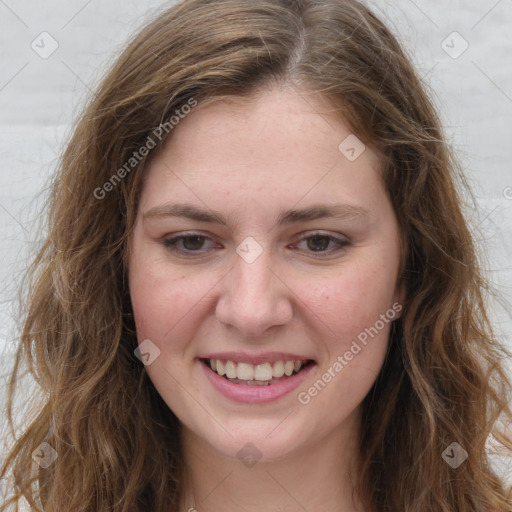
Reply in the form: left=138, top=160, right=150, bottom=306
left=200, top=358, right=315, bottom=386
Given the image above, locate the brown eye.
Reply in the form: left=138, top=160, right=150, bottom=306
left=162, top=233, right=218, bottom=255
left=306, top=235, right=331, bottom=252
left=181, top=235, right=206, bottom=251
left=293, top=232, right=350, bottom=256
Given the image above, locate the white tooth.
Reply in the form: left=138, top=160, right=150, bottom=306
left=294, top=360, right=302, bottom=372
left=209, top=359, right=217, bottom=372
left=216, top=360, right=225, bottom=376
left=225, top=360, right=237, bottom=379
left=237, top=362, right=254, bottom=380
left=254, top=362, right=273, bottom=381
left=272, top=360, right=285, bottom=378
left=284, top=361, right=294, bottom=376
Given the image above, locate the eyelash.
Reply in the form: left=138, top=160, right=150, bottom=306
left=161, top=231, right=350, bottom=257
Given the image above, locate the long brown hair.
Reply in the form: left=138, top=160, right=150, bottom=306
left=2, top=0, right=511, bottom=510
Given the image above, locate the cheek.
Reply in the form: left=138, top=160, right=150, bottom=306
left=292, top=254, right=399, bottom=375
left=128, top=254, right=212, bottom=352
left=301, top=267, right=396, bottom=333
left=293, top=267, right=397, bottom=413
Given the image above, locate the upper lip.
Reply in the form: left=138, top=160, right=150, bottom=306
left=199, top=352, right=314, bottom=365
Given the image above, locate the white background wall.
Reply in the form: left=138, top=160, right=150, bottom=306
left=0, top=0, right=511, bottom=482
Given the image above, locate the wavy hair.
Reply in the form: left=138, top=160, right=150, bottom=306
left=2, top=0, right=511, bottom=510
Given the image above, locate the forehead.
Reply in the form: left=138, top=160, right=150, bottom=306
left=140, top=85, right=386, bottom=218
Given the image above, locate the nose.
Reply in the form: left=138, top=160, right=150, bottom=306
left=215, top=250, right=293, bottom=338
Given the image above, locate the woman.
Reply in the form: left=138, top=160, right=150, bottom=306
left=2, top=0, right=511, bottom=510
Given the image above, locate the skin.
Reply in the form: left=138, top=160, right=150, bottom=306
left=128, top=84, right=404, bottom=512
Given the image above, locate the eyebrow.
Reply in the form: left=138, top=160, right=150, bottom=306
left=143, top=202, right=370, bottom=227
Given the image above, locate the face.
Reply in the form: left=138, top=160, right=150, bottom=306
left=128, top=85, right=403, bottom=462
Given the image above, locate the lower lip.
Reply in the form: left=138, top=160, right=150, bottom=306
left=198, top=359, right=316, bottom=404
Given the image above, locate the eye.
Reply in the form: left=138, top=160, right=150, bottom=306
left=160, top=231, right=350, bottom=257
left=292, top=232, right=350, bottom=255
left=161, top=233, right=220, bottom=255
